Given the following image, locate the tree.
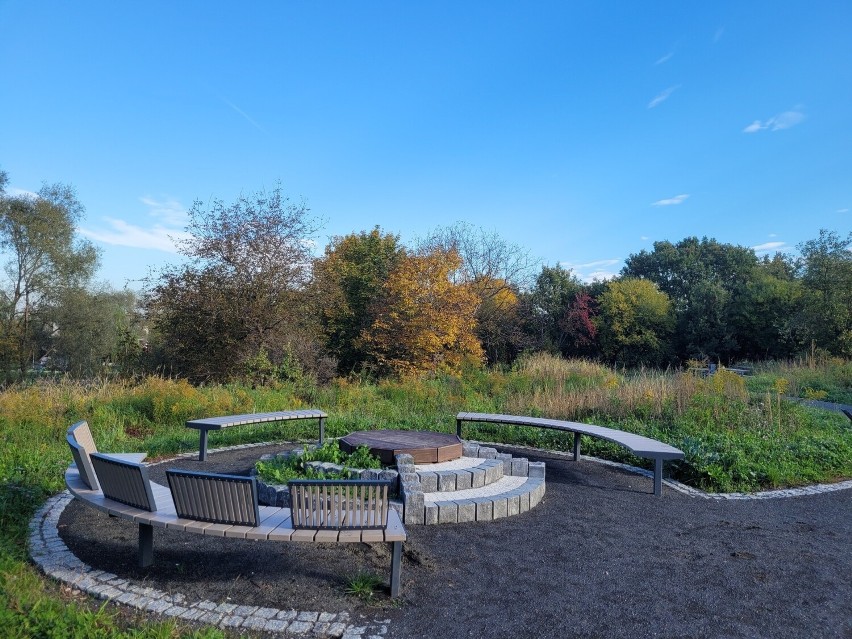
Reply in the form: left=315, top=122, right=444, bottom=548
left=559, top=291, right=599, bottom=357
left=419, top=222, right=537, bottom=363
left=0, top=181, right=99, bottom=374
left=796, top=229, right=852, bottom=356
left=596, top=278, right=674, bottom=367
left=360, top=247, right=483, bottom=377
left=145, top=184, right=324, bottom=382
left=524, top=264, right=584, bottom=354
left=622, top=237, right=759, bottom=361
left=312, top=228, right=403, bottom=374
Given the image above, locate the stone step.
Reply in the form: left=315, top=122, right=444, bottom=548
left=422, top=476, right=545, bottom=525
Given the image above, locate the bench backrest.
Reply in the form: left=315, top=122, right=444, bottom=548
left=90, top=452, right=157, bottom=512
left=289, top=479, right=391, bottom=530
left=66, top=421, right=99, bottom=491
left=166, top=469, right=260, bottom=527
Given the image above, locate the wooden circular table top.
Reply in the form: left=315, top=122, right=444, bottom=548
left=339, top=429, right=463, bottom=465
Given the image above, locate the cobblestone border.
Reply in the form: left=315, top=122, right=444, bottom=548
left=30, top=441, right=391, bottom=639
left=482, top=441, right=852, bottom=500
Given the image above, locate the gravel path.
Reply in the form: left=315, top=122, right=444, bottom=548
left=58, top=444, right=852, bottom=639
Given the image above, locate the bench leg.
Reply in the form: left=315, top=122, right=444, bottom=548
left=198, top=429, right=208, bottom=461
left=572, top=433, right=581, bottom=461
left=456, top=418, right=463, bottom=438
left=138, top=523, right=154, bottom=567
left=318, top=416, right=326, bottom=445
left=653, top=458, right=663, bottom=496
left=390, top=541, right=402, bottom=598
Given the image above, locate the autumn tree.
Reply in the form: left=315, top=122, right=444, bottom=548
left=312, top=228, right=403, bottom=374
left=145, top=184, right=326, bottom=382
left=524, top=264, right=585, bottom=355
left=0, top=180, right=99, bottom=375
left=596, top=278, right=674, bottom=367
left=559, top=291, right=598, bottom=357
left=419, top=222, right=536, bottom=363
left=360, top=247, right=483, bottom=377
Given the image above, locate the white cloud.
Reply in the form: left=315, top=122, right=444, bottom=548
left=837, top=208, right=848, bottom=214
left=769, top=233, right=778, bottom=237
left=714, top=27, right=725, bottom=43
left=6, top=187, right=38, bottom=198
left=752, top=241, right=786, bottom=253
left=79, top=195, right=190, bottom=252
left=640, top=236, right=650, bottom=241
left=652, top=194, right=689, bottom=206
left=743, top=109, right=806, bottom=133
left=648, top=85, right=679, bottom=109
left=220, top=97, right=266, bottom=133
left=560, top=259, right=621, bottom=283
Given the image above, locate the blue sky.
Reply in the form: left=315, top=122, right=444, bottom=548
left=1, top=1, right=849, bottom=289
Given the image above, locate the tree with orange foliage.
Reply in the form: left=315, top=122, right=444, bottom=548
left=360, top=247, right=483, bottom=377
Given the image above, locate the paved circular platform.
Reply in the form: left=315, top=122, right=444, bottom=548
left=339, top=429, right=463, bottom=465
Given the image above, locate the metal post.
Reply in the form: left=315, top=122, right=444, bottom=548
left=572, top=433, right=581, bottom=461
left=138, top=523, right=153, bottom=567
left=653, top=458, right=663, bottom=496
left=198, top=429, right=208, bottom=461
left=390, top=541, right=402, bottom=597
left=456, top=418, right=463, bottom=438
left=318, top=416, right=326, bottom=445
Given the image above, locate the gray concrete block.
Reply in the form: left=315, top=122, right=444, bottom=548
left=484, top=461, right=502, bottom=484
left=456, top=500, right=476, bottom=523
left=418, top=472, right=438, bottom=493
left=438, top=502, right=458, bottom=524
left=424, top=504, right=439, bottom=525
left=478, top=446, right=498, bottom=459
left=437, top=472, right=457, bottom=492
left=519, top=491, right=530, bottom=513
left=492, top=497, right=508, bottom=519
left=395, top=453, right=415, bottom=470
left=475, top=500, right=493, bottom=521
left=507, top=493, right=520, bottom=516
left=511, top=458, right=529, bottom=476
left=528, top=461, right=546, bottom=478
left=402, top=491, right=424, bottom=525
left=469, top=467, right=486, bottom=488
left=455, top=470, right=472, bottom=491
left=497, top=452, right=513, bottom=475
left=461, top=442, right=480, bottom=457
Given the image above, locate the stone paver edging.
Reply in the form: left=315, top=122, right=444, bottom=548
left=31, top=439, right=852, bottom=639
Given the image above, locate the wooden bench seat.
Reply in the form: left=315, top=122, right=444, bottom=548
left=64, top=457, right=406, bottom=596
left=456, top=412, right=685, bottom=496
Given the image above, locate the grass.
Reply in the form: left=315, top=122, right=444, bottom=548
left=0, top=355, right=850, bottom=636
left=344, top=572, right=385, bottom=601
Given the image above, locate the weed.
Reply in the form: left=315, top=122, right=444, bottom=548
left=344, top=572, right=384, bottom=600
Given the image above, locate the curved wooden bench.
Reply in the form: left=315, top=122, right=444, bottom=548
left=456, top=412, right=685, bottom=496
left=64, top=458, right=406, bottom=596
left=186, top=410, right=328, bottom=461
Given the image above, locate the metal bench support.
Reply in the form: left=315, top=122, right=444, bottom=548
left=572, top=433, right=581, bottom=461
left=139, top=523, right=153, bottom=567
left=654, top=458, right=663, bottom=497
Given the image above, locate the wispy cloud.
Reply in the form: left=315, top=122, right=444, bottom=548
left=713, top=27, right=725, bottom=43
left=79, top=196, right=191, bottom=252
left=743, top=108, right=806, bottom=133
left=752, top=241, right=787, bottom=253
left=837, top=208, right=848, bottom=214
left=640, top=236, right=650, bottom=241
left=561, top=259, right=621, bottom=283
left=652, top=194, right=689, bottom=206
left=648, top=85, right=679, bottom=109
left=655, top=51, right=674, bottom=65
left=220, top=97, right=266, bottom=133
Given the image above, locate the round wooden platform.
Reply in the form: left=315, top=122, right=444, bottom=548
left=339, top=430, right=463, bottom=465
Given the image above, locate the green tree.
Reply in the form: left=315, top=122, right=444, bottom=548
left=596, top=278, right=674, bottom=367
left=623, top=237, right=759, bottom=361
left=0, top=181, right=99, bottom=374
left=312, top=228, right=403, bottom=374
left=796, top=229, right=852, bottom=356
left=145, top=184, right=325, bottom=382
left=524, top=264, right=584, bottom=354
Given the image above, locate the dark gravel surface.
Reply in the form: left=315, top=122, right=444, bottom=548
left=59, top=443, right=852, bottom=639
